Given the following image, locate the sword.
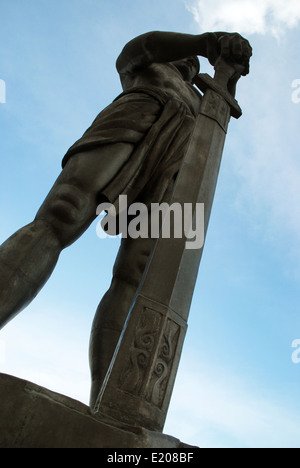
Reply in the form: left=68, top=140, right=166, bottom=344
left=92, top=57, right=246, bottom=432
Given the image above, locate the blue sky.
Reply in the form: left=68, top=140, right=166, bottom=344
left=1, top=0, right=300, bottom=448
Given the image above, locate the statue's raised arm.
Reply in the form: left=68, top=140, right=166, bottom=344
left=116, top=30, right=252, bottom=75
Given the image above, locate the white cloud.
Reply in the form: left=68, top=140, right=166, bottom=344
left=186, top=0, right=300, bottom=37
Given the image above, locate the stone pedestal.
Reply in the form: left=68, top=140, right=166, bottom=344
left=0, top=373, right=195, bottom=449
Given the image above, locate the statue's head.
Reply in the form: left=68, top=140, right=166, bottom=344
left=171, top=56, right=200, bottom=83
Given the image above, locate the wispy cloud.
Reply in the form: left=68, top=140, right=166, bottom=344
left=186, top=0, right=300, bottom=37
left=165, top=355, right=300, bottom=448
left=225, top=40, right=300, bottom=279
left=184, top=2, right=300, bottom=279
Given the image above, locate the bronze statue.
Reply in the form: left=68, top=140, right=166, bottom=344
left=0, top=31, right=252, bottom=409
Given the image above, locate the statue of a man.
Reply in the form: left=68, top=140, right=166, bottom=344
left=0, top=31, right=251, bottom=407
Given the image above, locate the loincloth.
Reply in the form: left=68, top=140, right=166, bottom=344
left=62, top=86, right=196, bottom=211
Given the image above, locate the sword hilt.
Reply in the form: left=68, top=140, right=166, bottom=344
left=193, top=57, right=244, bottom=119
left=214, top=57, right=245, bottom=96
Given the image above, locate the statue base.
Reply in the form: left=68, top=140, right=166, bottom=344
left=0, top=373, right=195, bottom=449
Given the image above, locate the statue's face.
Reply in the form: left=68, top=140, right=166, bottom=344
left=171, top=56, right=199, bottom=83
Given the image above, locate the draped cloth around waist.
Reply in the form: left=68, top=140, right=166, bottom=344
left=62, top=87, right=196, bottom=213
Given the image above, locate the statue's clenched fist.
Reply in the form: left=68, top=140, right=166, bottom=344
left=204, top=32, right=252, bottom=75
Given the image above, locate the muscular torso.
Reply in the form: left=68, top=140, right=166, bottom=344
left=119, top=62, right=202, bottom=117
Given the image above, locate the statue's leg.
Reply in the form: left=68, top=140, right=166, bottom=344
left=0, top=143, right=134, bottom=330
left=88, top=174, right=177, bottom=408
left=89, top=235, right=155, bottom=408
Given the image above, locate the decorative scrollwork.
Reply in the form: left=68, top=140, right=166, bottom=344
left=146, top=319, right=180, bottom=408
left=119, top=307, right=162, bottom=395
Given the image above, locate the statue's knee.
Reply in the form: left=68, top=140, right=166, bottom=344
left=36, top=184, right=93, bottom=234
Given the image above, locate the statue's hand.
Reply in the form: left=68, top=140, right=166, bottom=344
left=205, top=32, right=252, bottom=76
